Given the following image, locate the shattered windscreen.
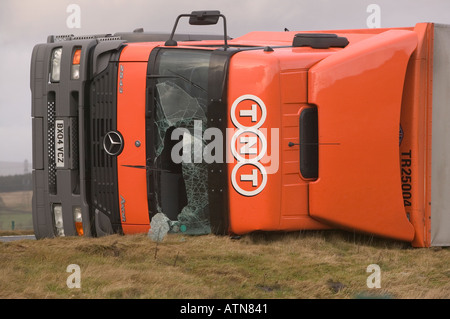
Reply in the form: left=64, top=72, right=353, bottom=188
left=149, top=49, right=212, bottom=236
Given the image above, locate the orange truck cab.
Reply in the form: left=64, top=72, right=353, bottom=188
left=31, top=11, right=450, bottom=247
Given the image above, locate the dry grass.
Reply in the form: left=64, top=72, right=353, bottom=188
left=0, top=230, right=449, bottom=299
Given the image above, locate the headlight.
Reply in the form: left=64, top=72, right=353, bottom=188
left=73, top=206, right=84, bottom=236
left=53, top=204, right=65, bottom=236
left=50, top=48, right=62, bottom=82
left=71, top=48, right=81, bottom=80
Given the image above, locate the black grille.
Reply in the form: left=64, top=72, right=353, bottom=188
left=47, top=92, right=57, bottom=194
left=70, top=117, right=79, bottom=170
left=89, top=63, right=119, bottom=221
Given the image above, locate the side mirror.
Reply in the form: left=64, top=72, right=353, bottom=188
left=165, top=10, right=228, bottom=49
left=189, top=11, right=220, bottom=25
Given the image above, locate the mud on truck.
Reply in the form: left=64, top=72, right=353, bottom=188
left=31, top=11, right=450, bottom=247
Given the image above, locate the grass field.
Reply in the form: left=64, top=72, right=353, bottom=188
left=0, top=230, right=449, bottom=299
left=0, top=191, right=33, bottom=231
left=0, top=191, right=448, bottom=299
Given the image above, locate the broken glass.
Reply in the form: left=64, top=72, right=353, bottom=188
left=154, top=81, right=206, bottom=158
left=150, top=49, right=212, bottom=236
left=148, top=212, right=170, bottom=242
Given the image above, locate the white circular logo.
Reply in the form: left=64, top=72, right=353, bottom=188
left=230, top=128, right=267, bottom=163
left=231, top=162, right=268, bottom=197
left=230, top=94, right=267, bottom=130
left=230, top=94, right=268, bottom=197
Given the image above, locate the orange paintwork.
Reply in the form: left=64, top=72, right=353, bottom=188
left=226, top=53, right=282, bottom=233
left=119, top=42, right=160, bottom=61
left=224, top=25, right=434, bottom=246
left=227, top=48, right=330, bottom=234
left=116, top=44, right=159, bottom=234
left=114, top=24, right=435, bottom=246
left=308, top=29, right=417, bottom=242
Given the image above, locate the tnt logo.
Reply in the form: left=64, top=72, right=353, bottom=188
left=231, top=94, right=267, bottom=130
left=231, top=162, right=268, bottom=197
left=231, top=129, right=267, bottom=163
left=230, top=94, right=269, bottom=197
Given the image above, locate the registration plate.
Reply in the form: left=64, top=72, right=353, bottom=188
left=55, top=119, right=65, bottom=168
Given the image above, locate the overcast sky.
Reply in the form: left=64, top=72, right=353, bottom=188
left=1, top=0, right=450, bottom=163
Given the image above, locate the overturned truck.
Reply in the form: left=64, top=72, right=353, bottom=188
left=30, top=11, right=450, bottom=247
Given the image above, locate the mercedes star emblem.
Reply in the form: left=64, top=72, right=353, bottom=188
left=103, top=131, right=124, bottom=156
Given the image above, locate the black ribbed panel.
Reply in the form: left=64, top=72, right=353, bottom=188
left=89, top=63, right=120, bottom=226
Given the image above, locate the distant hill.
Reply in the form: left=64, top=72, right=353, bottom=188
left=0, top=174, right=32, bottom=192
left=0, top=161, right=32, bottom=177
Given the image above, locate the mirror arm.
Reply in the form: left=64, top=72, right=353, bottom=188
left=165, top=14, right=190, bottom=46
left=220, top=14, right=228, bottom=50
left=165, top=11, right=228, bottom=50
